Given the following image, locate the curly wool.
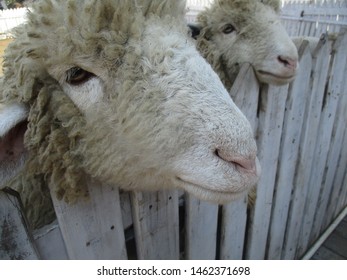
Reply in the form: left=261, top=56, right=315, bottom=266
left=1, top=0, right=187, bottom=229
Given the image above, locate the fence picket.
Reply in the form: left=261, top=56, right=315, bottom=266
left=51, top=180, right=127, bottom=259
left=33, top=220, right=68, bottom=260
left=185, top=195, right=218, bottom=259
left=323, top=128, right=347, bottom=229
left=296, top=29, right=347, bottom=257
left=0, top=188, right=39, bottom=260
left=266, top=42, right=312, bottom=260
left=220, top=64, right=259, bottom=260
left=281, top=1, right=347, bottom=37
left=310, top=30, right=347, bottom=242
left=282, top=34, right=333, bottom=260
left=131, top=190, right=179, bottom=260
left=245, top=83, right=289, bottom=260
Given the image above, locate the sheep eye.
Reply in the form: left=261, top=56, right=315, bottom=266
left=222, top=24, right=235, bottom=34
left=66, top=67, right=94, bottom=85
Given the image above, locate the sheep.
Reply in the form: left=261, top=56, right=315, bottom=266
left=189, top=0, right=299, bottom=90
left=0, top=0, right=260, bottom=229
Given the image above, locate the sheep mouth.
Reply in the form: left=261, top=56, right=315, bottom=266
left=176, top=176, right=248, bottom=202
left=256, top=70, right=295, bottom=82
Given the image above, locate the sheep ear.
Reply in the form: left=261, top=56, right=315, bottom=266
left=0, top=102, right=29, bottom=186
left=188, top=23, right=202, bottom=40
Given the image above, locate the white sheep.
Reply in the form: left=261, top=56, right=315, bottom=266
left=189, top=0, right=299, bottom=89
left=0, top=0, right=260, bottom=229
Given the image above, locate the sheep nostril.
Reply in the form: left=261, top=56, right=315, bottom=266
left=215, top=149, right=257, bottom=174
left=278, top=55, right=298, bottom=70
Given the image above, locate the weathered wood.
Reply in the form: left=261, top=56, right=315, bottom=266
left=0, top=188, right=39, bottom=260
left=33, top=220, right=68, bottom=260
left=245, top=82, right=289, bottom=260
left=281, top=1, right=347, bottom=37
left=220, top=64, right=259, bottom=260
left=296, top=29, right=347, bottom=258
left=131, top=190, right=179, bottom=260
left=185, top=195, right=218, bottom=259
left=323, top=127, right=347, bottom=229
left=266, top=42, right=312, bottom=259
left=119, top=191, right=133, bottom=229
left=229, top=63, right=260, bottom=133
left=219, top=195, right=247, bottom=260
left=311, top=31, right=347, bottom=242
left=282, top=33, right=333, bottom=260
left=336, top=167, right=347, bottom=217
left=51, top=181, right=127, bottom=259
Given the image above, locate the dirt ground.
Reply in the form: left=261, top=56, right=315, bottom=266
left=0, top=39, right=12, bottom=75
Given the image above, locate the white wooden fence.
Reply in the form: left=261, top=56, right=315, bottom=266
left=0, top=8, right=27, bottom=37
left=281, top=0, right=347, bottom=36
left=1, top=30, right=347, bottom=260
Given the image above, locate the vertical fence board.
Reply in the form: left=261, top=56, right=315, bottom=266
left=266, top=43, right=312, bottom=259
left=323, top=128, right=347, bottom=229
left=220, top=196, right=247, bottom=259
left=296, top=29, right=347, bottom=258
left=245, top=83, right=289, bottom=260
left=33, top=220, right=68, bottom=260
left=310, top=34, right=347, bottom=242
left=337, top=170, right=347, bottom=213
left=282, top=34, right=333, bottom=260
left=335, top=149, right=347, bottom=218
left=131, top=190, right=179, bottom=260
left=185, top=195, right=218, bottom=259
left=229, top=64, right=260, bottom=134
left=220, top=64, right=259, bottom=260
left=0, top=188, right=39, bottom=260
left=51, top=181, right=127, bottom=259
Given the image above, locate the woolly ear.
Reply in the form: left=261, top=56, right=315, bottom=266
left=188, top=23, right=202, bottom=40
left=0, top=102, right=29, bottom=186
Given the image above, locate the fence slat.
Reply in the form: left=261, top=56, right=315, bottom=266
left=296, top=29, right=347, bottom=258
left=220, top=64, right=259, bottom=260
left=266, top=42, right=312, bottom=260
left=323, top=128, right=347, bottom=228
left=310, top=30, right=347, bottom=243
left=131, top=190, right=179, bottom=260
left=33, top=220, right=68, bottom=260
left=51, top=180, right=127, bottom=259
left=281, top=1, right=347, bottom=37
left=220, top=196, right=247, bottom=259
left=185, top=195, right=218, bottom=259
left=245, top=83, right=289, bottom=260
left=282, top=34, right=333, bottom=260
left=0, top=188, right=39, bottom=260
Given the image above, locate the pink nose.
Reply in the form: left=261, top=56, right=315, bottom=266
left=215, top=149, right=257, bottom=175
left=278, top=55, right=298, bottom=70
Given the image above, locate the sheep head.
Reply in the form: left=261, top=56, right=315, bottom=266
left=191, top=0, right=299, bottom=89
left=0, top=0, right=260, bottom=204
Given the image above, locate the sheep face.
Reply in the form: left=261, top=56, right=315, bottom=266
left=194, top=0, right=299, bottom=88
left=1, top=0, right=260, bottom=203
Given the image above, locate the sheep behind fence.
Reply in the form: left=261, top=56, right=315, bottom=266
left=1, top=30, right=347, bottom=260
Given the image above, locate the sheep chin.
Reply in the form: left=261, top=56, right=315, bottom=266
left=175, top=173, right=258, bottom=204
left=255, top=70, right=296, bottom=86
left=177, top=179, right=250, bottom=204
